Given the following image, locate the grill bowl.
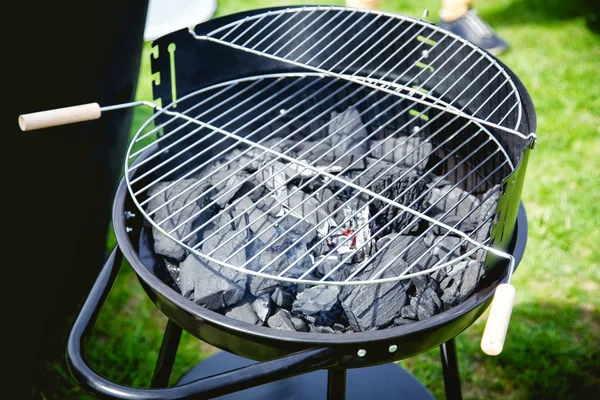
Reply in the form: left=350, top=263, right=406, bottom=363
left=112, top=6, right=535, bottom=367
left=114, top=145, right=527, bottom=368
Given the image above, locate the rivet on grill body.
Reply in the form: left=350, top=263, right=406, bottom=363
left=124, top=211, right=136, bottom=219
left=357, top=349, right=367, bottom=357
left=126, top=227, right=133, bottom=233
left=388, top=344, right=398, bottom=353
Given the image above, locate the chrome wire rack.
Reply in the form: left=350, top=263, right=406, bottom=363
left=190, top=6, right=530, bottom=139
left=124, top=72, right=518, bottom=286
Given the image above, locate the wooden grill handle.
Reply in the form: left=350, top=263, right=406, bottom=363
left=19, top=103, right=101, bottom=131
left=481, top=283, right=516, bottom=356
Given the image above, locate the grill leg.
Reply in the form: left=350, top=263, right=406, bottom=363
left=327, top=369, right=347, bottom=400
left=440, top=339, right=462, bottom=400
left=151, top=319, right=183, bottom=388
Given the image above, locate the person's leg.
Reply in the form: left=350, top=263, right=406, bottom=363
left=440, top=0, right=474, bottom=23
left=439, top=0, right=509, bottom=55
left=345, top=0, right=381, bottom=9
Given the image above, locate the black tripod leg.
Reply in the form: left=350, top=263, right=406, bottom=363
left=440, top=339, right=462, bottom=400
left=151, top=319, right=183, bottom=388
left=327, top=369, right=347, bottom=400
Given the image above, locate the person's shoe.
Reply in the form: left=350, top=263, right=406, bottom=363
left=439, top=10, right=509, bottom=56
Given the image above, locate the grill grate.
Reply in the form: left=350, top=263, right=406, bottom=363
left=191, top=6, right=528, bottom=138
left=125, top=72, right=516, bottom=285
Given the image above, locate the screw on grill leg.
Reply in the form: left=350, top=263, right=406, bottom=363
left=151, top=319, right=183, bottom=388
left=327, top=369, right=347, bottom=400
left=440, top=339, right=462, bottom=400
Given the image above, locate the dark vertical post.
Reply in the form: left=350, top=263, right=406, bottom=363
left=327, top=369, right=347, bottom=400
left=151, top=320, right=183, bottom=388
left=440, top=339, right=462, bottom=400
left=11, top=1, right=149, bottom=397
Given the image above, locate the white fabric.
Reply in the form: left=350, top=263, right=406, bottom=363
left=144, top=0, right=217, bottom=41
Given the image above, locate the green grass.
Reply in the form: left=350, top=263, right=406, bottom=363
left=46, top=1, right=599, bottom=399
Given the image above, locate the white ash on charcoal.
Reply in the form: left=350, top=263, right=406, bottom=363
left=165, top=260, right=180, bottom=286
left=147, top=179, right=214, bottom=261
left=314, top=107, right=369, bottom=170
left=252, top=294, right=272, bottom=324
left=314, top=254, right=353, bottom=282
left=255, top=161, right=296, bottom=197
left=292, top=286, right=340, bottom=316
left=233, top=196, right=276, bottom=236
left=254, top=195, right=283, bottom=217
left=267, top=308, right=308, bottom=332
left=224, top=295, right=260, bottom=325
left=325, top=193, right=372, bottom=263
left=271, top=287, right=295, bottom=309
left=179, top=254, right=247, bottom=310
left=205, top=167, right=253, bottom=207
left=148, top=107, right=506, bottom=334
left=229, top=147, right=276, bottom=172
left=369, top=136, right=433, bottom=172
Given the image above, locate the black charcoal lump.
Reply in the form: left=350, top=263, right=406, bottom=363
left=428, top=185, right=481, bottom=218
left=206, top=167, right=252, bottom=207
left=324, top=107, right=369, bottom=166
left=271, top=287, right=295, bottom=309
left=224, top=298, right=259, bottom=325
left=267, top=308, right=308, bottom=332
left=147, top=179, right=213, bottom=261
left=252, top=294, right=272, bottom=324
left=179, top=254, right=247, bottom=311
left=439, top=260, right=483, bottom=308
left=369, top=136, right=433, bottom=171
left=292, top=286, right=340, bottom=316
left=415, top=287, right=442, bottom=320
left=341, top=248, right=411, bottom=331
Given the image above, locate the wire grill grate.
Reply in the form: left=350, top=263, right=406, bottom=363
left=191, top=6, right=527, bottom=139
left=125, top=72, right=516, bottom=285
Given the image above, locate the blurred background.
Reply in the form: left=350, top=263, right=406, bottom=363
left=35, top=0, right=599, bottom=399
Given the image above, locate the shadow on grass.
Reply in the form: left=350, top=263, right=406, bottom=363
left=461, top=300, right=600, bottom=399
left=482, top=0, right=599, bottom=33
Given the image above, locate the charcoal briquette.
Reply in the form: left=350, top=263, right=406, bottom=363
left=271, top=287, right=295, bottom=309
left=224, top=298, right=260, bottom=325
left=416, top=287, right=442, bottom=320
left=292, top=285, right=340, bottom=316
left=252, top=294, right=272, bottom=324
left=147, top=179, right=213, bottom=261
left=267, top=308, right=298, bottom=331
left=179, top=254, right=247, bottom=311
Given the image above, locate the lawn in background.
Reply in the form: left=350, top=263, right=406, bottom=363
left=49, top=1, right=599, bottom=399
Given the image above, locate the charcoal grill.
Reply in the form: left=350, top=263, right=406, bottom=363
left=20, top=6, right=536, bottom=399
